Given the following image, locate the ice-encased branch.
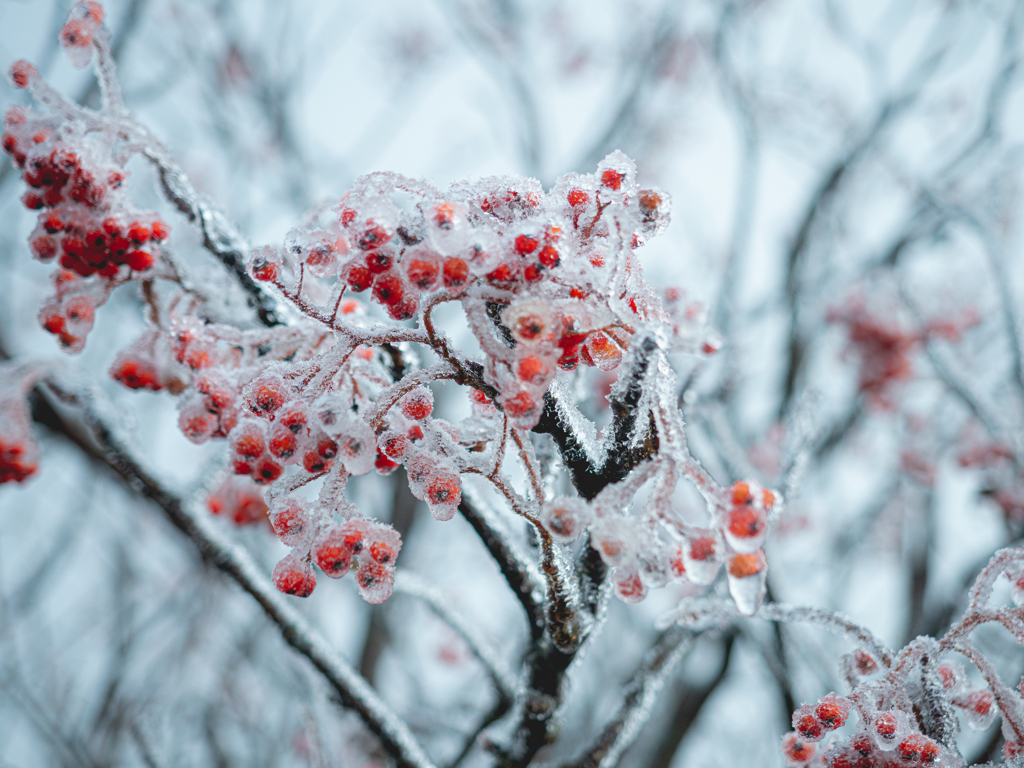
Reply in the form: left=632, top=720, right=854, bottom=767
left=393, top=569, right=517, bottom=704
left=39, top=379, right=437, bottom=768
left=458, top=493, right=546, bottom=641
left=557, top=626, right=694, bottom=768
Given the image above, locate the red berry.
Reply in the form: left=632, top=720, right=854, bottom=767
left=370, top=540, right=395, bottom=565
left=272, top=557, right=316, bottom=597
left=874, top=712, right=898, bottom=741
left=269, top=498, right=308, bottom=543
left=8, top=60, right=37, bottom=89
left=268, top=424, right=298, bottom=459
left=514, top=234, right=538, bottom=255
left=342, top=263, right=371, bottom=292
left=252, top=458, right=283, bottom=484
left=442, top=258, right=469, bottom=288
left=405, top=257, right=439, bottom=290
left=601, top=168, right=623, bottom=190
left=372, top=273, right=405, bottom=305
left=250, top=253, right=279, bottom=282
left=126, top=250, right=155, bottom=271
left=523, top=263, right=544, bottom=282
left=31, top=236, right=58, bottom=261
left=150, top=220, right=170, bottom=241
left=814, top=694, right=851, bottom=730
left=897, top=734, right=938, bottom=763
left=538, top=245, right=560, bottom=267
left=793, top=706, right=824, bottom=741
left=22, top=191, right=44, bottom=210
left=400, top=388, right=433, bottom=421
left=375, top=451, right=399, bottom=475
left=128, top=222, right=151, bottom=244
left=727, top=550, right=766, bottom=578
left=314, top=526, right=356, bottom=578
left=246, top=375, right=290, bottom=416
left=567, top=188, right=588, bottom=207
left=517, top=355, right=547, bottom=383
left=726, top=505, right=766, bottom=541
left=780, top=732, right=817, bottom=767
left=357, top=221, right=391, bottom=250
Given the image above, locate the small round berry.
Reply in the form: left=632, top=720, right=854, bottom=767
left=269, top=497, right=308, bottom=545
left=372, top=273, right=405, bottom=306
left=780, top=732, right=817, bottom=767
left=424, top=472, right=461, bottom=521
left=874, top=712, right=899, bottom=742
left=442, top=258, right=468, bottom=288
left=345, top=263, right=373, bottom=292
left=126, top=249, right=154, bottom=271
left=399, top=388, right=433, bottom=421
left=379, top=430, right=410, bottom=461
left=793, top=705, right=824, bottom=742
left=727, top=550, right=766, bottom=579
left=567, top=188, right=588, bottom=207
left=245, top=373, right=291, bottom=416
left=814, top=694, right=851, bottom=730
left=601, top=168, right=623, bottom=190
left=514, top=234, right=538, bottom=256
left=405, top=256, right=440, bottom=290
left=272, top=556, right=316, bottom=597
left=538, top=245, right=560, bottom=267
left=252, top=457, right=283, bottom=484
left=897, top=734, right=938, bottom=764
left=8, top=60, right=37, bottom=89
left=150, top=220, right=170, bottom=241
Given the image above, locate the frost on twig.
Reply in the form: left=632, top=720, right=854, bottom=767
left=393, top=569, right=518, bottom=704
left=557, top=626, right=694, bottom=768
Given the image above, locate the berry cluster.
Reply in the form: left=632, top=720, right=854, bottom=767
left=565, top=476, right=778, bottom=611
left=250, top=151, right=672, bottom=430
left=4, top=56, right=170, bottom=351
left=828, top=296, right=978, bottom=408
left=268, top=497, right=402, bottom=604
left=780, top=656, right=1010, bottom=768
left=375, top=387, right=465, bottom=522
left=0, top=396, right=40, bottom=484
left=207, top=475, right=269, bottom=527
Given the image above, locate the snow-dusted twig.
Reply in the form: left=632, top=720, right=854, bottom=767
left=557, top=626, right=694, bottom=768
left=393, top=569, right=517, bottom=703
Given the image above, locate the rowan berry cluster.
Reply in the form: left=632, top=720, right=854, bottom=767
left=828, top=296, right=978, bottom=407
left=0, top=395, right=39, bottom=484
left=779, top=654, right=1017, bottom=767
left=207, top=475, right=269, bottom=527
left=250, top=152, right=671, bottom=430
left=552, top=462, right=780, bottom=611
left=268, top=498, right=402, bottom=604
left=3, top=47, right=170, bottom=352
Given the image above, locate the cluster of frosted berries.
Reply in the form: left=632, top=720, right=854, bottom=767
left=207, top=475, right=269, bottom=527
left=541, top=478, right=778, bottom=611
left=0, top=396, right=40, bottom=484
left=250, top=151, right=670, bottom=429
left=780, top=658, right=1007, bottom=767
left=109, top=328, right=182, bottom=392
left=376, top=387, right=465, bottom=521
left=268, top=497, right=402, bottom=604
left=4, top=58, right=169, bottom=350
